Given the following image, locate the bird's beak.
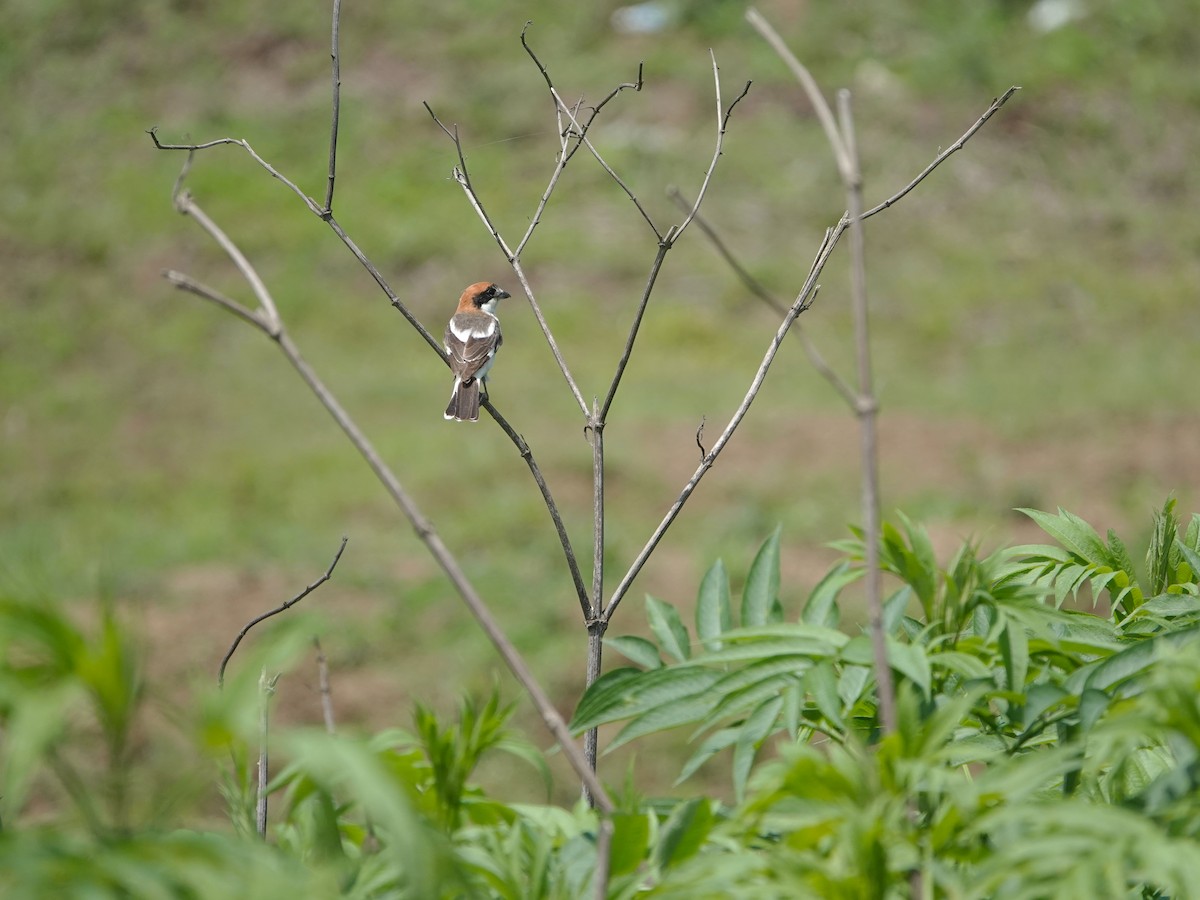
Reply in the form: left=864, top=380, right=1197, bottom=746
left=496, top=288, right=511, bottom=300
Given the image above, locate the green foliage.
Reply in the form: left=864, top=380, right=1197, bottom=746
left=572, top=501, right=1200, bottom=894
left=4, top=503, right=1200, bottom=895
left=0, top=593, right=144, bottom=831
left=1011, top=499, right=1200, bottom=627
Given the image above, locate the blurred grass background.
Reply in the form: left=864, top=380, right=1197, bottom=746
left=3, top=0, right=1199, bottom=805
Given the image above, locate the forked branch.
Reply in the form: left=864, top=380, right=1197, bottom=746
left=606, top=78, right=1018, bottom=619
left=598, top=56, right=751, bottom=421
left=162, top=159, right=613, bottom=813
left=424, top=101, right=591, bottom=417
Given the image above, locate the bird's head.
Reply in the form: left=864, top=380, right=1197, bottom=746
left=460, top=282, right=511, bottom=314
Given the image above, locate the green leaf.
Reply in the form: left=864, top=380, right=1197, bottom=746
left=928, top=650, right=991, bottom=681
left=803, top=660, right=844, bottom=730
left=1185, top=514, right=1200, bottom=554
left=888, top=513, right=939, bottom=614
left=570, top=666, right=720, bottom=733
left=1078, top=688, right=1110, bottom=733
left=732, top=695, right=784, bottom=801
left=705, top=656, right=811, bottom=723
left=655, top=798, right=713, bottom=869
left=1, top=681, right=81, bottom=816
left=1147, top=497, right=1180, bottom=595
left=1175, top=538, right=1200, bottom=589
left=1083, top=638, right=1159, bottom=693
left=999, top=621, right=1029, bottom=693
left=676, top=728, right=739, bottom=784
left=883, top=585, right=913, bottom=634
left=802, top=561, right=858, bottom=628
left=1106, top=529, right=1137, bottom=582
left=1019, top=507, right=1111, bottom=566
left=840, top=634, right=875, bottom=666
left=1024, top=683, right=1069, bottom=726
left=608, top=811, right=651, bottom=877
left=607, top=692, right=720, bottom=752
left=688, top=627, right=845, bottom=666
left=887, top=639, right=932, bottom=699
left=741, top=526, right=781, bottom=628
left=605, top=635, right=663, bottom=669
left=837, top=664, right=871, bottom=707
left=696, top=559, right=733, bottom=649
left=282, top=731, right=444, bottom=895
left=1128, top=593, right=1200, bottom=620
left=646, top=596, right=691, bottom=662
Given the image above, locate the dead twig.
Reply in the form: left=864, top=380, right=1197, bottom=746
left=836, top=86, right=896, bottom=734
left=599, top=56, right=751, bottom=421
left=667, top=187, right=858, bottom=407
left=218, top=537, right=348, bottom=686
left=314, top=637, right=336, bottom=735
left=256, top=666, right=278, bottom=838
left=423, top=101, right=591, bottom=417
left=163, top=160, right=614, bottom=813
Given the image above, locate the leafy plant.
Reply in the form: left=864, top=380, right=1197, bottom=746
left=570, top=502, right=1200, bottom=895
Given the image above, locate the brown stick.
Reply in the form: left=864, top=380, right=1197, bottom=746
left=165, top=182, right=614, bottom=813
left=314, top=637, right=337, bottom=735
left=837, top=88, right=896, bottom=734
left=218, top=536, right=349, bottom=686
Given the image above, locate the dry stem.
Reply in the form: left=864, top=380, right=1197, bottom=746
left=218, top=536, right=348, bottom=686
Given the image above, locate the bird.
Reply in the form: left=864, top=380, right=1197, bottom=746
left=443, top=281, right=510, bottom=422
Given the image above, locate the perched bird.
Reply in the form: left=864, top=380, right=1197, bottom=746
left=443, top=281, right=510, bottom=422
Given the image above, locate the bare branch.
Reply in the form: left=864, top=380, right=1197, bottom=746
left=593, top=816, right=614, bottom=900
left=219, top=537, right=349, bottom=686
left=863, top=85, right=1020, bottom=219
left=837, top=87, right=896, bottom=735
left=322, top=0, right=343, bottom=213
left=149, top=128, right=325, bottom=217
left=515, top=29, right=643, bottom=258
left=164, top=270, right=266, bottom=333
left=598, top=53, right=747, bottom=422
left=313, top=637, right=337, bottom=735
left=154, top=123, right=590, bottom=659
left=149, top=132, right=443, bottom=353
left=482, top=396, right=591, bottom=617
left=424, top=102, right=591, bottom=416
left=599, top=244, right=670, bottom=421
left=256, top=666, right=277, bottom=837
left=321, top=215, right=444, bottom=354
left=168, top=194, right=613, bottom=813
left=667, top=188, right=858, bottom=407
left=589, top=400, right=605, bottom=620
left=171, top=186, right=282, bottom=335
left=602, top=270, right=826, bottom=620
left=550, top=89, right=662, bottom=241
left=744, top=8, right=851, bottom=181
left=695, top=416, right=707, bottom=459
left=672, top=52, right=751, bottom=242
left=423, top=104, right=515, bottom=258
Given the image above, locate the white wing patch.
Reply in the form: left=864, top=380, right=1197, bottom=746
left=450, top=317, right=497, bottom=342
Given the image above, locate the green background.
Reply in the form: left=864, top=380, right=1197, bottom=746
left=3, top=0, right=1198, bottom=801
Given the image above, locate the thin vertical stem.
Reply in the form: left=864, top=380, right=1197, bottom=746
left=583, top=398, right=606, bottom=802
left=593, top=817, right=614, bottom=900
left=590, top=400, right=605, bottom=620
left=322, top=0, right=342, bottom=213
left=256, top=666, right=272, bottom=837
left=838, top=89, right=896, bottom=735
left=314, top=637, right=337, bottom=735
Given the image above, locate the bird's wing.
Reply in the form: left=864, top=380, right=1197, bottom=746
left=445, top=315, right=501, bottom=383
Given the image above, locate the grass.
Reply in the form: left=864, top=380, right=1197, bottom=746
left=4, top=0, right=1200, bottom=805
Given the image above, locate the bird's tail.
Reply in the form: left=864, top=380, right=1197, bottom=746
left=444, top=377, right=480, bottom=422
